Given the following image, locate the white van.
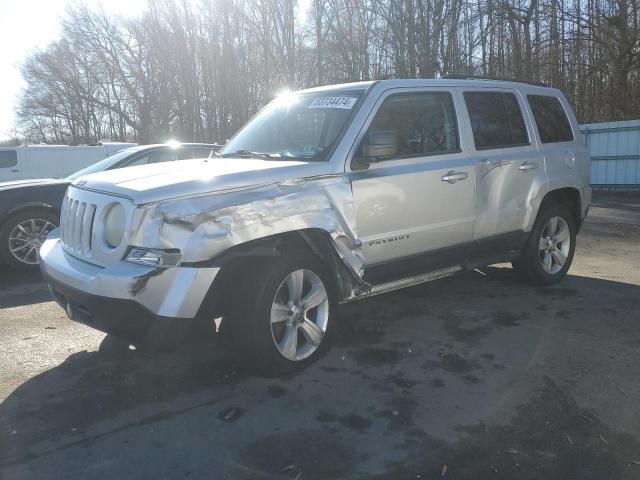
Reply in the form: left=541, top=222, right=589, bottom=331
left=0, top=143, right=136, bottom=182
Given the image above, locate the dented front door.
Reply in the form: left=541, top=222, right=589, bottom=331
left=348, top=88, right=476, bottom=267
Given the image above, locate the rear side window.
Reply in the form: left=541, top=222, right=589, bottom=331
left=0, top=150, right=17, bottom=168
left=464, top=92, right=529, bottom=149
left=527, top=95, right=574, bottom=143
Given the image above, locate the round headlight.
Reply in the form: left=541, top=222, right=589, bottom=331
left=103, top=203, right=126, bottom=248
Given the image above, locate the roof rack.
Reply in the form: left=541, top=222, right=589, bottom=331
left=441, top=74, right=549, bottom=88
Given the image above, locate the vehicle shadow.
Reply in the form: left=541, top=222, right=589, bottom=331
left=0, top=330, right=240, bottom=466
left=1, top=268, right=640, bottom=477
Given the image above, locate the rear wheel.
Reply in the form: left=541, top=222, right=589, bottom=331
left=226, top=253, right=335, bottom=376
left=512, top=203, right=576, bottom=286
left=0, top=209, right=58, bottom=270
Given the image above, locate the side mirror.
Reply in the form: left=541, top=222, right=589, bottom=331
left=352, top=131, right=398, bottom=171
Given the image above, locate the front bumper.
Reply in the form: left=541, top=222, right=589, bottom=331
left=39, top=230, right=219, bottom=341
left=45, top=274, right=184, bottom=342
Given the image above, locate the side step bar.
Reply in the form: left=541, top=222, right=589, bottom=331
left=341, top=265, right=463, bottom=303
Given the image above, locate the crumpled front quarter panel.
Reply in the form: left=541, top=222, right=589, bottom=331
left=128, top=175, right=365, bottom=277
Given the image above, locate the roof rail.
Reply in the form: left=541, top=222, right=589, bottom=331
left=442, top=74, right=549, bottom=88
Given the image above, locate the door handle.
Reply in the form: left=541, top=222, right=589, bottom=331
left=518, top=162, right=538, bottom=172
left=441, top=171, right=468, bottom=183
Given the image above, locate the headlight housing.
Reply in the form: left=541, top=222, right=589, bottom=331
left=103, top=203, right=126, bottom=248
left=127, top=247, right=182, bottom=268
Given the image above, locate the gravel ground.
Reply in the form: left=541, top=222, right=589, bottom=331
left=1, top=193, right=639, bottom=480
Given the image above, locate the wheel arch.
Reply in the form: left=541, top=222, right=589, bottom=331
left=0, top=202, right=60, bottom=228
left=538, top=187, right=582, bottom=229
left=193, top=228, right=362, bottom=321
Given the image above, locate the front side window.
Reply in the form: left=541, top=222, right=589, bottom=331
left=219, top=90, right=364, bottom=161
left=357, top=91, right=460, bottom=161
left=527, top=95, right=574, bottom=143
left=0, top=150, right=17, bottom=168
left=464, top=92, right=529, bottom=149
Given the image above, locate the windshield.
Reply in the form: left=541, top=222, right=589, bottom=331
left=219, top=90, right=365, bottom=161
left=65, top=147, right=139, bottom=180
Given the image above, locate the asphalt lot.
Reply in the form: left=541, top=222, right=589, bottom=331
left=1, top=194, right=640, bottom=479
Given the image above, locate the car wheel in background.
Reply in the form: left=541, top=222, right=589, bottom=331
left=0, top=209, right=59, bottom=270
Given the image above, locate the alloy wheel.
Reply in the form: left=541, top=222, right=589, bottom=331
left=270, top=269, right=329, bottom=361
left=539, top=216, right=571, bottom=275
left=8, top=219, right=56, bottom=265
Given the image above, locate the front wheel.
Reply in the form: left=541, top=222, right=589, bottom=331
left=226, top=253, right=335, bottom=376
left=512, top=203, right=577, bottom=286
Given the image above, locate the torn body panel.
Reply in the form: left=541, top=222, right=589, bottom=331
left=127, top=174, right=368, bottom=300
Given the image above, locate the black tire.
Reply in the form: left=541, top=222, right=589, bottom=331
left=225, top=252, right=336, bottom=376
left=512, top=203, right=577, bottom=286
left=0, top=209, right=59, bottom=270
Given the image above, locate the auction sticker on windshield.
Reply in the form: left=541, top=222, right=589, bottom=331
left=309, top=97, right=358, bottom=109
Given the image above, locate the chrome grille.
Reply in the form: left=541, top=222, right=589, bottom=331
left=61, top=195, right=96, bottom=255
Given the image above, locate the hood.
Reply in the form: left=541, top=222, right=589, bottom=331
left=0, top=178, right=69, bottom=192
left=72, top=158, right=336, bottom=204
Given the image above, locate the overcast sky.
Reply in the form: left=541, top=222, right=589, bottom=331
left=0, top=0, right=147, bottom=142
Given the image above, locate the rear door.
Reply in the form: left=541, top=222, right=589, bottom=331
left=22, top=148, right=65, bottom=179
left=460, top=88, right=546, bottom=259
left=61, top=147, right=107, bottom=175
left=348, top=87, right=476, bottom=280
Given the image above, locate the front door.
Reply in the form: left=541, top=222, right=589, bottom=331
left=348, top=88, right=476, bottom=281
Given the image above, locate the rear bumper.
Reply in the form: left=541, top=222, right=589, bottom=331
left=39, top=230, right=219, bottom=342
left=578, top=185, right=592, bottom=232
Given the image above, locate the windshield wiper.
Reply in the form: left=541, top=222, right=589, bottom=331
left=220, top=149, right=272, bottom=159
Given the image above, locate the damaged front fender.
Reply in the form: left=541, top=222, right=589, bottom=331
left=127, top=174, right=368, bottom=298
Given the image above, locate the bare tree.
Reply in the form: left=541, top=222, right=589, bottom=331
left=15, top=0, right=640, bottom=144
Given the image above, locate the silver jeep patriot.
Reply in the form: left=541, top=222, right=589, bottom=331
left=40, top=79, right=591, bottom=374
